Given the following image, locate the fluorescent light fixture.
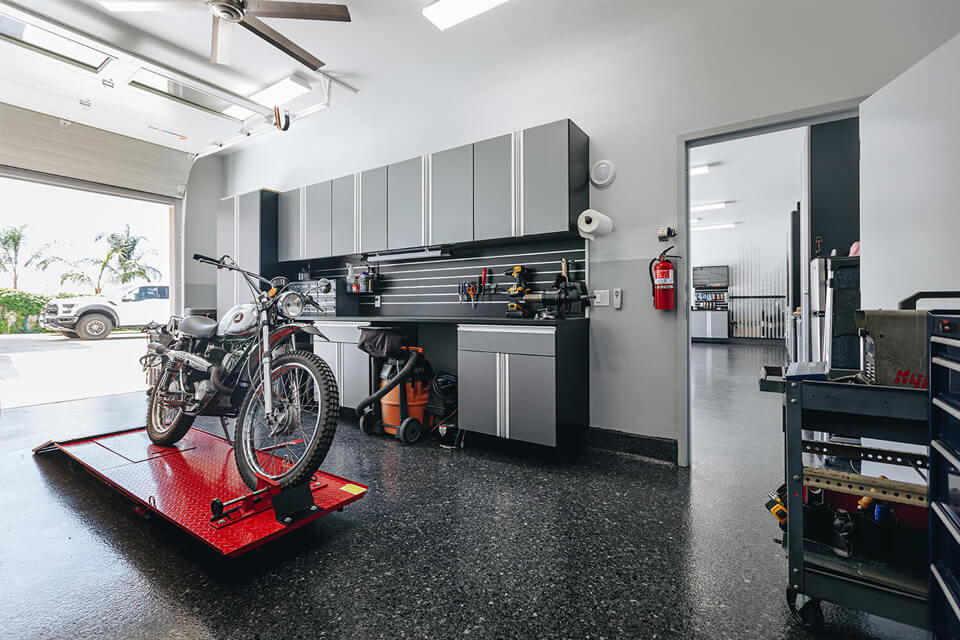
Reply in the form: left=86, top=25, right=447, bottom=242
left=99, top=1, right=184, bottom=10
left=690, top=201, right=728, bottom=213
left=222, top=74, right=312, bottom=121
left=689, top=164, right=711, bottom=176
left=423, top=0, right=512, bottom=31
left=366, top=248, right=446, bottom=263
left=691, top=223, right=738, bottom=232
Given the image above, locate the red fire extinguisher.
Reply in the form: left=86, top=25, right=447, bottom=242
left=649, top=246, right=677, bottom=311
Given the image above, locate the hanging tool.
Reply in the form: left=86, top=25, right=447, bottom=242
left=504, top=265, right=531, bottom=297
left=505, top=301, right=530, bottom=318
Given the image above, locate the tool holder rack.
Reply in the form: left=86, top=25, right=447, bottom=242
left=780, top=377, right=930, bottom=629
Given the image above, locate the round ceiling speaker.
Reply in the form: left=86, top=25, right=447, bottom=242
left=209, top=1, right=243, bottom=22
left=590, top=159, right=617, bottom=188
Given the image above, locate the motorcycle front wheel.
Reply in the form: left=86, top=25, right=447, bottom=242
left=234, top=351, right=340, bottom=489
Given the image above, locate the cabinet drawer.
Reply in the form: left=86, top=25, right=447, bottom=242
left=457, top=325, right=555, bottom=356
left=313, top=322, right=369, bottom=344
left=931, top=563, right=960, bottom=638
left=932, top=440, right=960, bottom=527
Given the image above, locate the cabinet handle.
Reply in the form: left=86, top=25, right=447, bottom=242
left=502, top=353, right=510, bottom=440
left=932, top=502, right=960, bottom=547
left=457, top=325, right=556, bottom=335
left=933, top=335, right=960, bottom=349
left=933, top=438, right=960, bottom=471
left=933, top=356, right=960, bottom=375
left=495, top=353, right=502, bottom=438
left=931, top=563, right=960, bottom=624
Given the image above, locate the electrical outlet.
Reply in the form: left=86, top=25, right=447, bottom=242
left=613, top=288, right=623, bottom=310
left=593, top=289, right=610, bottom=307
left=374, top=295, right=382, bottom=308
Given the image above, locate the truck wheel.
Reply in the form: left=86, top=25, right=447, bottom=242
left=77, top=313, right=113, bottom=340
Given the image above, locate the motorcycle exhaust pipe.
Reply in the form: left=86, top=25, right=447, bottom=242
left=149, top=342, right=214, bottom=373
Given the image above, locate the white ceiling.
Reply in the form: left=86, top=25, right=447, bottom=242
left=689, top=127, right=805, bottom=231
left=0, top=0, right=638, bottom=155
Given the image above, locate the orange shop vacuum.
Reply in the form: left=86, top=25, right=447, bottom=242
left=355, top=327, right=434, bottom=444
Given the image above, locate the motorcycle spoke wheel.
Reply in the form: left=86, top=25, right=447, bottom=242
left=241, top=361, right=322, bottom=480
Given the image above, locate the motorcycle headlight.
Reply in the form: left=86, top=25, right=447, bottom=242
left=278, top=291, right=305, bottom=318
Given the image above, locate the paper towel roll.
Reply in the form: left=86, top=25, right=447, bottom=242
left=578, top=209, right=614, bottom=241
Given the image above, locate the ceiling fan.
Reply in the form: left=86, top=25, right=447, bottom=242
left=97, top=1, right=351, bottom=71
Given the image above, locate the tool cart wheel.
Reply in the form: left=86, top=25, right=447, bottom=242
left=397, top=417, right=422, bottom=444
left=786, top=588, right=824, bottom=631
left=359, top=411, right=381, bottom=435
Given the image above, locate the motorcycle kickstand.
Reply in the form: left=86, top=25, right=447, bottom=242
left=219, top=416, right=234, bottom=445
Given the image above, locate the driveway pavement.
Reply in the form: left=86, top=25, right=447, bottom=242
left=0, top=332, right=149, bottom=409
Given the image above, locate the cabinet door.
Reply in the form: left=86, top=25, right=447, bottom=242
left=216, top=196, right=236, bottom=317
left=236, top=192, right=261, bottom=288
left=304, top=180, right=332, bottom=259
left=522, top=120, right=570, bottom=235
left=360, top=167, right=388, bottom=253
left=430, top=144, right=473, bottom=244
left=277, top=188, right=301, bottom=262
left=331, top=174, right=356, bottom=256
left=505, top=354, right=556, bottom=447
left=457, top=350, right=498, bottom=436
left=313, top=339, right=341, bottom=404
left=387, top=157, right=423, bottom=249
left=340, top=345, right=371, bottom=409
left=474, top=134, right=513, bottom=241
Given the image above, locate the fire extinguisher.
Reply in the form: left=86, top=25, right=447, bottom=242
left=649, top=246, right=677, bottom=311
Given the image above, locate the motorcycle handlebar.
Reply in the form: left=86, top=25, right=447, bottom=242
left=192, top=253, right=220, bottom=265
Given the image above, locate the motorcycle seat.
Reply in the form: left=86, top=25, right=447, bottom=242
left=180, top=315, right=218, bottom=338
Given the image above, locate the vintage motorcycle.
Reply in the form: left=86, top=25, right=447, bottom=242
left=141, top=253, right=338, bottom=489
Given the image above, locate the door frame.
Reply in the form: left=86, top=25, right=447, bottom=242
left=675, top=97, right=863, bottom=468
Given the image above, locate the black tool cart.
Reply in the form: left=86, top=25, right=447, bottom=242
left=928, top=312, right=960, bottom=639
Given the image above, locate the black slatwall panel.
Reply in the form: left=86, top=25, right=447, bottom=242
left=306, top=238, right=586, bottom=318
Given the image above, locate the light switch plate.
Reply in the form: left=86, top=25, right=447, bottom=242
left=374, top=295, right=382, bottom=308
left=613, top=288, right=623, bottom=310
left=593, top=289, right=610, bottom=307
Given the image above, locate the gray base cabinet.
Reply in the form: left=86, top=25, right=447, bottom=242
left=313, top=322, right=371, bottom=410
left=456, top=322, right=587, bottom=448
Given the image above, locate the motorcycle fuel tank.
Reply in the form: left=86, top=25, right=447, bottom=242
left=218, top=303, right=257, bottom=337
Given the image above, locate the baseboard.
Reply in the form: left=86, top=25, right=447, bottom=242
left=586, top=426, right=678, bottom=465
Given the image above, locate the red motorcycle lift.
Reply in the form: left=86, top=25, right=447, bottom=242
left=34, top=426, right=367, bottom=557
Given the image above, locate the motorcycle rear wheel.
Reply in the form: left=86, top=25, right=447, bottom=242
left=146, top=367, right=196, bottom=446
left=234, top=351, right=339, bottom=489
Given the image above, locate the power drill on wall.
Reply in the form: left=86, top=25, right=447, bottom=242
left=504, top=265, right=532, bottom=317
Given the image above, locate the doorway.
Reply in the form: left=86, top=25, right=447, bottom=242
left=0, top=176, right=174, bottom=408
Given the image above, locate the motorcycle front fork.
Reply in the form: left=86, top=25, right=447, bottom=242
left=260, top=311, right=273, bottom=418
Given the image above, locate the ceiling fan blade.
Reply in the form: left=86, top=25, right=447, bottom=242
left=98, top=1, right=203, bottom=11
left=244, top=2, right=351, bottom=22
left=210, top=15, right=234, bottom=65
left=239, top=15, right=325, bottom=71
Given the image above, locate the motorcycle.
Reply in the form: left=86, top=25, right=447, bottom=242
left=141, top=253, right=338, bottom=490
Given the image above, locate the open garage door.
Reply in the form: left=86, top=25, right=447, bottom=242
left=0, top=102, right=193, bottom=200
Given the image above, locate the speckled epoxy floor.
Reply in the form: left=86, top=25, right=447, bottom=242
left=1, top=344, right=924, bottom=639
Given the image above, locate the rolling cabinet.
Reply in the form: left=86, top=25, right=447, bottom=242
left=456, top=322, right=588, bottom=448
left=313, top=322, right=371, bottom=411
left=928, top=313, right=960, bottom=639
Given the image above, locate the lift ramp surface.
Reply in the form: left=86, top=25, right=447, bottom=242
left=34, top=427, right=368, bottom=557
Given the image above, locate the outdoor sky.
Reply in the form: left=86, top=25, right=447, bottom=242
left=0, top=177, right=170, bottom=295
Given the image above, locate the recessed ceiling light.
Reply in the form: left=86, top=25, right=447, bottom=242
left=689, top=164, right=711, bottom=176
left=690, top=201, right=728, bottom=213
left=222, top=74, right=312, bottom=121
left=691, top=223, right=738, bottom=232
left=423, top=0, right=513, bottom=31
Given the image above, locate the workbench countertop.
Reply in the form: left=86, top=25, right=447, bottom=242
left=314, top=316, right=588, bottom=326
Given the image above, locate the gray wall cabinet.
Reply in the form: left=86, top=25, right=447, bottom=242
left=216, top=190, right=278, bottom=318
left=277, top=187, right=301, bottom=262
left=430, top=144, right=474, bottom=245
left=304, top=180, right=333, bottom=259
left=456, top=323, right=587, bottom=448
left=473, top=134, right=513, bottom=241
left=360, top=167, right=388, bottom=253
left=521, top=119, right=589, bottom=236
left=332, top=174, right=356, bottom=256
left=387, top=157, right=424, bottom=250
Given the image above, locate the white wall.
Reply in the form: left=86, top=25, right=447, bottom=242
left=861, top=31, right=960, bottom=309
left=189, top=1, right=960, bottom=458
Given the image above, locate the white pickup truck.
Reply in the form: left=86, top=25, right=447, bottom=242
left=40, top=283, right=171, bottom=339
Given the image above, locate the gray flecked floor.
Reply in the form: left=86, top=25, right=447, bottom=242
left=0, top=344, right=923, bottom=639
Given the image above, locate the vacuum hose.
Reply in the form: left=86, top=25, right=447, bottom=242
left=355, top=351, right=420, bottom=415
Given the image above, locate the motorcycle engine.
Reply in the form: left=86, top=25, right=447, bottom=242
left=203, top=344, right=229, bottom=367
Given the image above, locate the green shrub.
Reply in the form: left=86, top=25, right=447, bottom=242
left=0, top=289, right=50, bottom=333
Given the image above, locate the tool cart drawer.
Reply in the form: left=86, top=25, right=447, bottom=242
left=930, top=562, right=960, bottom=639
left=456, top=325, right=556, bottom=357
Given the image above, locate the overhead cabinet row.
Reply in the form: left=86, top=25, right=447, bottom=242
left=276, top=119, right=589, bottom=261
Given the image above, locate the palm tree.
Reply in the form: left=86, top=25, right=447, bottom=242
left=60, top=225, right=161, bottom=294
left=0, top=225, right=57, bottom=290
